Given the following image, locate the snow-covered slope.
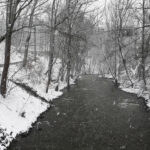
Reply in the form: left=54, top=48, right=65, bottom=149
left=0, top=85, right=49, bottom=150
left=0, top=42, right=75, bottom=150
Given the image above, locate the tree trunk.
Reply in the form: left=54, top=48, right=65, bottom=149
left=46, top=0, right=56, bottom=93
left=118, top=43, right=133, bottom=87
left=117, top=14, right=133, bottom=87
left=46, top=31, right=55, bottom=93
left=23, top=34, right=31, bottom=67
left=23, top=0, right=38, bottom=67
left=141, top=0, right=146, bottom=86
left=34, top=26, right=37, bottom=62
left=66, top=24, right=72, bottom=90
left=0, top=0, right=15, bottom=97
left=0, top=30, right=12, bottom=97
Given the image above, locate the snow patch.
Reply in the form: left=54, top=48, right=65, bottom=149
left=101, top=74, right=150, bottom=108
left=0, top=84, right=49, bottom=149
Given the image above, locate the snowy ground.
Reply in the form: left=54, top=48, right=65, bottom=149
left=0, top=42, right=23, bottom=64
left=0, top=42, right=75, bottom=150
left=0, top=80, right=73, bottom=150
left=99, top=74, right=150, bottom=108
left=0, top=85, right=49, bottom=150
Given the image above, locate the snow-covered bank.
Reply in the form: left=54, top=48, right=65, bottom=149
left=0, top=42, right=76, bottom=150
left=99, top=74, right=150, bottom=108
left=0, top=84, right=49, bottom=150
left=0, top=78, right=75, bottom=150
left=121, top=87, right=150, bottom=108
left=0, top=79, right=75, bottom=150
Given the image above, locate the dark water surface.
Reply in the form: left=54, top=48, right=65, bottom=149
left=9, top=75, right=150, bottom=150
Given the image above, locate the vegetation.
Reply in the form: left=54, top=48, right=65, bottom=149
left=94, top=0, right=150, bottom=94
left=1, top=0, right=150, bottom=99
left=0, top=0, right=98, bottom=97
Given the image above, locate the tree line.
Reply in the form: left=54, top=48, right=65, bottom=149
left=96, top=0, right=150, bottom=90
left=0, top=0, right=98, bottom=97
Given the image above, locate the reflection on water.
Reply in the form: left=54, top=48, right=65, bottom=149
left=118, top=98, right=140, bottom=109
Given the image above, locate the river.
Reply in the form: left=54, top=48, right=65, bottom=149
left=9, top=75, right=150, bottom=150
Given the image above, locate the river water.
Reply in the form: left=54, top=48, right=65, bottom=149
left=9, top=75, right=150, bottom=150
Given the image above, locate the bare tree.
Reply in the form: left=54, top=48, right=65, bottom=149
left=23, top=0, right=38, bottom=67
left=46, top=0, right=59, bottom=93
left=0, top=0, right=33, bottom=97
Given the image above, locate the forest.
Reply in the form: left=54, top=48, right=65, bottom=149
left=0, top=0, right=150, bottom=149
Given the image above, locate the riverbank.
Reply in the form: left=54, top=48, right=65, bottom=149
left=0, top=79, right=75, bottom=150
left=99, top=74, right=150, bottom=109
left=0, top=41, right=75, bottom=149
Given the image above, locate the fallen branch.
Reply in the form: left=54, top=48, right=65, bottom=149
left=10, top=80, right=52, bottom=105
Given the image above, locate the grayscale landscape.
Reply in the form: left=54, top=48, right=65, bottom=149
left=0, top=0, right=150, bottom=150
